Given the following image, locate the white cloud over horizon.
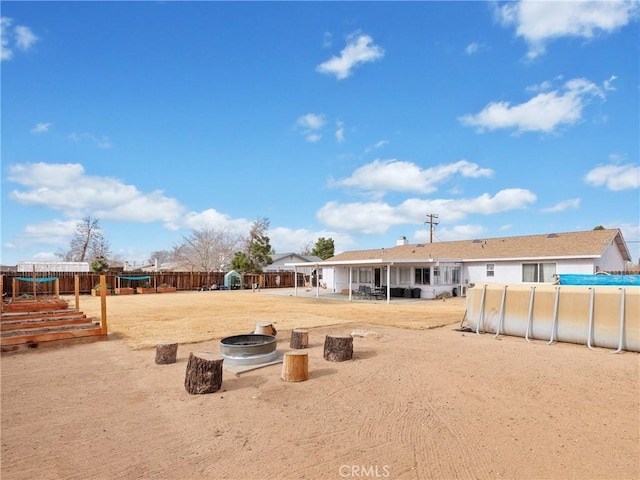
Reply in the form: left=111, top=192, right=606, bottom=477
left=541, top=198, right=581, bottom=213
left=4, top=162, right=356, bottom=257
left=584, top=162, right=640, bottom=191
left=459, top=77, right=608, bottom=134
left=8, top=163, right=186, bottom=224
left=415, top=224, right=488, bottom=243
left=316, top=33, right=384, bottom=80
left=317, top=188, right=537, bottom=234
left=333, top=159, right=494, bottom=195
left=498, top=0, right=639, bottom=59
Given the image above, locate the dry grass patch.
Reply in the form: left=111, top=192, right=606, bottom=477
left=71, top=289, right=466, bottom=349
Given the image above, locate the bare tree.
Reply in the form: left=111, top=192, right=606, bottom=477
left=56, top=216, right=111, bottom=263
left=173, top=226, right=241, bottom=272
left=299, top=241, right=313, bottom=256
left=148, top=250, right=173, bottom=266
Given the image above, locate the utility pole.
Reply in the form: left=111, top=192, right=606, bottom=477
left=425, top=214, right=439, bottom=243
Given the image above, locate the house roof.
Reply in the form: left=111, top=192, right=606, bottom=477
left=326, top=229, right=631, bottom=264
left=271, top=253, right=322, bottom=263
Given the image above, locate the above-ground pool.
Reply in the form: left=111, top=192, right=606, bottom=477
left=466, top=282, right=639, bottom=353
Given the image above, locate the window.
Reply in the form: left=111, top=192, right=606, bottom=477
left=522, top=263, right=556, bottom=283
left=399, top=267, right=411, bottom=284
left=358, top=268, right=372, bottom=284
left=389, top=267, right=398, bottom=284
left=486, top=264, right=495, bottom=277
left=433, top=267, right=441, bottom=285
left=452, top=267, right=461, bottom=285
left=415, top=267, right=430, bottom=285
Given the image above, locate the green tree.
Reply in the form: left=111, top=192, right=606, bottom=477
left=230, top=251, right=253, bottom=273
left=90, top=255, right=109, bottom=273
left=311, top=237, right=335, bottom=260
left=234, top=218, right=274, bottom=273
left=593, top=225, right=605, bottom=230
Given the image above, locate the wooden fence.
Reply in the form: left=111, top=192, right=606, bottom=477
left=1, top=271, right=301, bottom=296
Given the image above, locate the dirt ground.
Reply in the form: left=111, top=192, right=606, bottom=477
left=1, top=290, right=638, bottom=480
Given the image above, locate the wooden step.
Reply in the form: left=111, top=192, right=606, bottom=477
left=3, top=299, right=70, bottom=313
left=0, top=310, right=83, bottom=322
left=1, top=331, right=107, bottom=353
left=0, top=323, right=104, bottom=348
left=1, top=315, right=91, bottom=332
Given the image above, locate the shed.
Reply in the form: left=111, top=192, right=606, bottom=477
left=224, top=270, right=242, bottom=290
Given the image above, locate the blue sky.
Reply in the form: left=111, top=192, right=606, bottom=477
left=2, top=1, right=639, bottom=267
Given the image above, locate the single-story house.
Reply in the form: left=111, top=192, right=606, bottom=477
left=265, top=253, right=322, bottom=272
left=286, top=229, right=633, bottom=302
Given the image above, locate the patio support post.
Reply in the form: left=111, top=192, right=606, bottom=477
left=386, top=266, right=391, bottom=304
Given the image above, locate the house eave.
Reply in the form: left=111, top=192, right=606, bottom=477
left=462, top=255, right=601, bottom=263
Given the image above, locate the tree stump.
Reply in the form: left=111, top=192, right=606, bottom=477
left=281, top=351, right=309, bottom=382
left=184, top=352, right=224, bottom=394
left=323, top=334, right=353, bottom=362
left=155, top=343, right=178, bottom=364
left=254, top=322, right=277, bottom=336
left=290, top=329, right=309, bottom=349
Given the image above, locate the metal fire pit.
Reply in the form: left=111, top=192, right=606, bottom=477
left=219, top=334, right=278, bottom=365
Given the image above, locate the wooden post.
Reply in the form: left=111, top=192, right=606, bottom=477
left=32, top=266, right=36, bottom=299
left=281, top=351, right=309, bottom=382
left=12, top=277, right=16, bottom=300
left=100, top=275, right=108, bottom=335
left=155, top=343, right=178, bottom=364
left=254, top=322, right=277, bottom=336
left=290, top=329, right=309, bottom=349
left=323, top=334, right=353, bottom=362
left=55, top=278, right=60, bottom=298
left=0, top=275, right=3, bottom=313
left=184, top=352, right=224, bottom=394
left=74, top=275, right=80, bottom=310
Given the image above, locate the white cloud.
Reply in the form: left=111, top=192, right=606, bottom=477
left=415, top=224, right=488, bottom=243
left=317, top=188, right=537, bottom=234
left=465, top=42, right=486, bottom=55
left=459, top=77, right=606, bottom=134
left=3, top=219, right=79, bottom=257
left=584, top=163, right=640, bottom=191
left=175, top=209, right=252, bottom=233
left=1, top=17, right=38, bottom=61
left=7, top=162, right=186, bottom=225
left=335, top=121, right=345, bottom=142
left=541, top=198, right=581, bottom=213
left=316, top=33, right=384, bottom=80
left=30, top=122, right=52, bottom=134
left=364, top=140, right=389, bottom=154
left=14, top=25, right=38, bottom=50
left=296, top=113, right=326, bottom=142
left=525, top=80, right=553, bottom=93
left=333, top=159, right=494, bottom=195
left=498, top=0, right=639, bottom=59
left=603, top=75, right=618, bottom=91
left=68, top=132, right=112, bottom=149
left=21, top=219, right=79, bottom=246
left=0, top=18, right=12, bottom=60
left=269, top=226, right=355, bottom=255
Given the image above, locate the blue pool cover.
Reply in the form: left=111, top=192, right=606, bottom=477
left=558, top=274, right=640, bottom=286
